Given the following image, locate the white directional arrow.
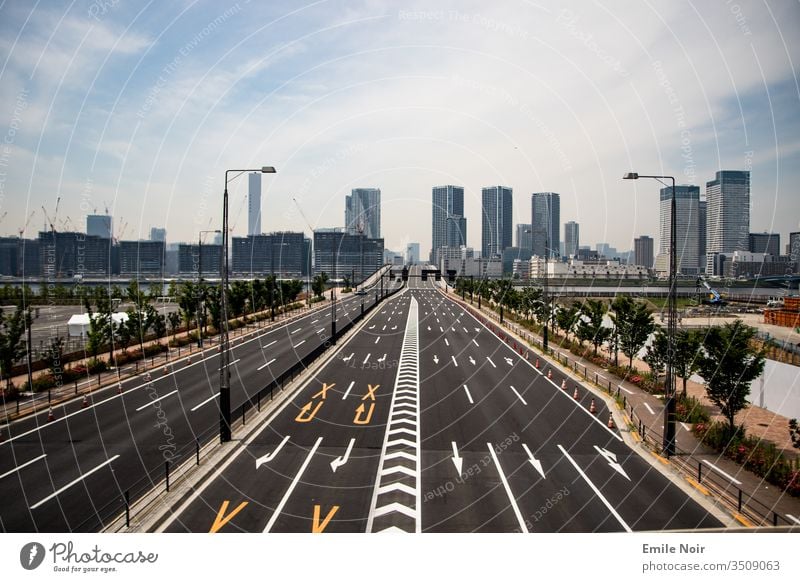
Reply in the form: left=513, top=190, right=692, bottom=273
left=368, top=325, right=375, bottom=329
left=427, top=326, right=431, bottom=331
left=451, top=441, right=463, bottom=474
left=469, top=356, right=476, bottom=365
left=522, top=444, right=545, bottom=479
left=256, top=435, right=290, bottom=469
left=474, top=327, right=480, bottom=332
left=504, top=357, right=513, bottom=366
left=331, top=438, right=355, bottom=472
left=391, top=325, right=397, bottom=330
left=594, top=446, right=630, bottom=480
left=433, top=355, right=440, bottom=364
left=342, top=353, right=354, bottom=362
left=377, top=353, right=387, bottom=362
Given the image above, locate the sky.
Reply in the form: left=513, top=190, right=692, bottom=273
left=0, top=0, right=798, bottom=258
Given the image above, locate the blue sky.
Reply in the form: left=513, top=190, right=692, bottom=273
left=1, top=0, right=798, bottom=256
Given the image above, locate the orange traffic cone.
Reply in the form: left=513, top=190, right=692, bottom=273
left=82, top=395, right=89, bottom=408
left=547, top=369, right=552, bottom=380
left=589, top=399, right=597, bottom=414
left=47, top=407, right=55, bottom=422
left=608, top=414, right=615, bottom=429
left=118, top=383, right=123, bottom=394
left=561, top=379, right=567, bottom=391
left=164, top=365, right=170, bottom=375
left=535, top=358, right=540, bottom=369
left=145, top=372, right=151, bottom=382
left=187, top=356, right=192, bottom=364
left=572, top=387, right=579, bottom=400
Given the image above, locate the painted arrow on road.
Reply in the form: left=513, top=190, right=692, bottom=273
left=468, top=356, right=476, bottom=365
left=433, top=355, right=439, bottom=364
left=342, top=353, right=354, bottom=362
left=330, top=438, right=355, bottom=472
left=451, top=441, right=463, bottom=474
left=377, top=354, right=387, bottom=362
left=504, top=357, right=513, bottom=366
left=256, top=435, right=290, bottom=469
left=522, top=443, right=545, bottom=479
left=368, top=325, right=375, bottom=329
left=391, top=325, right=397, bottom=330
left=594, top=445, right=630, bottom=480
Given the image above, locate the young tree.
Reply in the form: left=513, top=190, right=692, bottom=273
left=697, top=320, right=766, bottom=436
left=83, top=296, right=109, bottom=361
left=643, top=329, right=669, bottom=382
left=556, top=304, right=580, bottom=341
left=116, top=317, right=133, bottom=353
left=674, top=328, right=703, bottom=397
left=167, top=311, right=181, bottom=341
left=0, top=304, right=28, bottom=390
left=613, top=297, right=654, bottom=368
left=312, top=273, right=329, bottom=298
left=576, top=299, right=610, bottom=355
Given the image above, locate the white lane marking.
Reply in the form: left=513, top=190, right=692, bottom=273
left=786, top=514, right=800, bottom=525
left=486, top=357, right=496, bottom=368
left=439, top=326, right=444, bottom=332
left=468, top=356, right=476, bottom=365
left=257, top=358, right=276, bottom=371
left=190, top=393, right=219, bottom=412
left=316, top=328, right=325, bottom=334
left=363, top=353, right=371, bottom=364
left=510, top=386, right=527, bottom=405
left=444, top=338, right=449, bottom=346
left=291, top=328, right=302, bottom=334
left=330, top=438, right=356, bottom=472
left=541, top=375, right=623, bottom=442
left=263, top=437, right=323, bottom=532
left=219, top=358, right=240, bottom=369
left=521, top=444, right=545, bottom=479
left=292, top=340, right=306, bottom=349
left=262, top=340, right=277, bottom=349
left=377, top=354, right=387, bottom=362
left=382, top=325, right=386, bottom=331
left=463, top=327, right=468, bottom=333
left=256, top=435, right=291, bottom=468
left=311, top=319, right=319, bottom=324
left=558, top=445, right=632, bottom=532
left=0, top=454, right=47, bottom=481
left=618, top=385, right=634, bottom=395
left=702, top=460, right=743, bottom=485
left=593, top=446, right=630, bottom=480
left=680, top=422, right=692, bottom=432
left=487, top=444, right=529, bottom=533
left=473, top=339, right=479, bottom=347
left=136, top=390, right=178, bottom=412
left=30, top=455, right=121, bottom=510
left=451, top=442, right=463, bottom=474
left=342, top=353, right=353, bottom=362
left=342, top=381, right=355, bottom=400
left=375, top=337, right=381, bottom=344
left=433, top=355, right=439, bottom=364
left=451, top=355, right=458, bottom=367
left=463, top=385, right=474, bottom=404
left=643, top=402, right=656, bottom=415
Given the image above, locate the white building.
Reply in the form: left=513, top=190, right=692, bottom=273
left=529, top=256, right=649, bottom=280
left=248, top=172, right=262, bottom=236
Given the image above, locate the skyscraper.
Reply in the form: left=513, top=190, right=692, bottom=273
left=150, top=227, right=166, bottom=242
left=564, top=221, right=580, bottom=258
left=656, top=185, right=700, bottom=276
left=248, top=172, right=261, bottom=236
left=705, top=170, right=750, bottom=274
left=789, top=232, right=800, bottom=271
left=406, top=242, right=420, bottom=265
left=481, top=186, right=513, bottom=258
left=345, top=188, right=381, bottom=239
left=748, top=232, right=780, bottom=256
left=516, top=224, right=532, bottom=251
left=431, top=185, right=466, bottom=262
left=698, top=198, right=707, bottom=272
left=86, top=215, right=112, bottom=239
left=634, top=235, right=654, bottom=268
left=531, top=192, right=560, bottom=259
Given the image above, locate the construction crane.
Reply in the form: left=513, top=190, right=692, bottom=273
left=696, top=275, right=726, bottom=306
left=60, top=216, right=74, bottom=231
left=18, top=210, right=35, bottom=238
left=41, top=196, right=61, bottom=234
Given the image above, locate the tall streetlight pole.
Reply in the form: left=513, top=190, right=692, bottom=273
left=624, top=172, right=677, bottom=457
left=220, top=166, right=275, bottom=443
left=197, top=229, right=220, bottom=348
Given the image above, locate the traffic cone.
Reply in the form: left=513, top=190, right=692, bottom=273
left=572, top=387, right=579, bottom=400
left=589, top=399, right=597, bottom=414
left=535, top=358, right=539, bottom=369
left=47, top=407, right=55, bottom=422
left=547, top=369, right=552, bottom=380
left=118, top=384, right=124, bottom=394
left=608, top=414, right=615, bottom=429
left=164, top=365, right=170, bottom=375
left=82, top=395, right=89, bottom=408
left=561, top=379, right=567, bottom=391
left=187, top=356, right=192, bottom=364
left=145, top=372, right=151, bottom=382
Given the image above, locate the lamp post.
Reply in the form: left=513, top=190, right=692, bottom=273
left=220, top=166, right=275, bottom=443
left=197, top=229, right=220, bottom=348
left=624, top=171, right=677, bottom=457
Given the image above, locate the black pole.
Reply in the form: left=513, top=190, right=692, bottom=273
left=219, top=179, right=232, bottom=443
left=664, top=176, right=677, bottom=457
left=25, top=308, right=33, bottom=392
left=197, top=234, right=203, bottom=348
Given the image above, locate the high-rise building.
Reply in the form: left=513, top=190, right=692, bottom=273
left=86, top=215, right=112, bottom=239
left=431, top=185, right=466, bottom=262
left=480, top=186, right=513, bottom=259
left=634, top=235, right=654, bottom=269
left=406, top=242, right=420, bottom=265
left=178, top=243, right=223, bottom=276
left=313, top=228, right=384, bottom=281
left=789, top=232, right=800, bottom=271
left=231, top=232, right=306, bottom=277
left=345, top=188, right=381, bottom=239
left=118, top=240, right=164, bottom=276
left=564, top=221, right=579, bottom=258
left=656, top=185, right=700, bottom=276
left=248, top=172, right=262, bottom=236
left=150, top=227, right=166, bottom=242
left=531, top=192, right=560, bottom=259
left=748, top=232, right=780, bottom=256
left=698, top=198, right=707, bottom=272
left=705, top=170, right=750, bottom=274
left=516, top=224, right=532, bottom=251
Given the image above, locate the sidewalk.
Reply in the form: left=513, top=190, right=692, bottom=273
left=440, top=285, right=800, bottom=528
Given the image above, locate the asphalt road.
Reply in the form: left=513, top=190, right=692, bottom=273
left=0, top=272, right=400, bottom=532
left=160, top=267, right=722, bottom=533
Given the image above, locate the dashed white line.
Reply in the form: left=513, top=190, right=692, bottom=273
left=0, top=454, right=47, bottom=480
left=473, top=339, right=479, bottom=347
left=30, top=455, right=121, bottom=510
left=291, top=328, right=302, bottom=334
left=510, top=386, right=527, bottom=405
left=136, top=390, right=178, bottom=412
left=190, top=393, right=219, bottom=412
left=342, top=381, right=355, bottom=400
left=643, top=402, right=656, bottom=415
left=487, top=444, right=528, bottom=533
left=262, top=340, right=277, bottom=349
left=702, top=460, right=743, bottom=485
left=257, top=358, right=276, bottom=371
left=486, top=357, right=496, bottom=368
left=463, top=385, right=474, bottom=404
left=363, top=353, right=371, bottom=364
left=293, top=340, right=306, bottom=349
left=451, top=355, right=458, bottom=367
left=375, top=337, right=381, bottom=344
left=444, top=338, right=449, bottom=346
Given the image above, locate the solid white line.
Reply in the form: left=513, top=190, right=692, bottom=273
left=263, top=437, right=323, bottom=532
left=375, top=337, right=381, bottom=344
left=643, top=402, right=656, bottom=415
left=190, top=393, right=219, bottom=412
left=257, top=358, right=276, bottom=371
left=136, top=390, right=178, bottom=412
left=510, top=386, right=527, bottom=405
left=292, top=340, right=306, bottom=349
left=702, top=460, right=743, bottom=485
left=486, top=357, right=496, bottom=368
left=618, top=385, right=634, bottom=395
left=363, top=353, right=371, bottom=364
left=451, top=355, right=458, bottom=367
left=262, top=340, right=277, bottom=349
left=473, top=339, right=479, bottom=347
left=342, top=381, right=355, bottom=400
left=558, top=445, right=632, bottom=532
left=444, top=338, right=449, bottom=346
left=463, top=385, right=474, bottom=404
left=290, top=328, right=302, bottom=334
left=0, top=454, right=47, bottom=481
left=30, top=455, right=120, bottom=510
left=487, top=444, right=528, bottom=533
left=786, top=514, right=800, bottom=525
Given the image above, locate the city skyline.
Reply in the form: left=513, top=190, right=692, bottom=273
left=0, top=3, right=797, bottom=256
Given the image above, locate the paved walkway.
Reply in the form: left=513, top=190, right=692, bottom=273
left=442, top=285, right=800, bottom=528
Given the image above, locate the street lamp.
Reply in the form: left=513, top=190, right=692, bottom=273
left=220, top=166, right=275, bottom=443
left=197, top=229, right=220, bottom=348
left=623, top=171, right=677, bottom=457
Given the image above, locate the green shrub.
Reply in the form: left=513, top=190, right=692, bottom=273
left=675, top=394, right=710, bottom=424
left=87, top=358, right=108, bottom=374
